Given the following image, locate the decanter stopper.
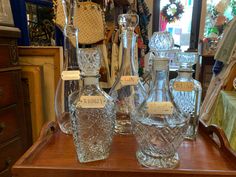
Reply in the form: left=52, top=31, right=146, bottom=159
left=118, top=14, right=139, bottom=48
left=149, top=31, right=174, bottom=52
left=78, top=48, right=101, bottom=76
left=176, top=52, right=198, bottom=69
left=118, top=14, right=139, bottom=32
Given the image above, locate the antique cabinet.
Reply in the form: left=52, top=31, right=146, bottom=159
left=0, top=26, right=31, bottom=177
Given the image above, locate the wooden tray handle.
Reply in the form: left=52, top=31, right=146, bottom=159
left=38, top=121, right=59, bottom=141
left=200, top=120, right=236, bottom=160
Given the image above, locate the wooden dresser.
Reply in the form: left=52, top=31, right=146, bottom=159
left=0, top=26, right=31, bottom=177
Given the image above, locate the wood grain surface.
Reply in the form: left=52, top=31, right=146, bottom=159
left=12, top=121, right=236, bottom=177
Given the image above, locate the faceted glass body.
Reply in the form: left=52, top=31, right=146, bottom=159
left=109, top=14, right=147, bottom=135
left=70, top=48, right=115, bottom=163
left=170, top=52, right=202, bottom=140
left=132, top=58, right=189, bottom=169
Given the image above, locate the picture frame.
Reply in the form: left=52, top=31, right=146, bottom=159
left=21, top=65, right=44, bottom=142
left=0, top=0, right=14, bottom=26
left=18, top=46, right=63, bottom=124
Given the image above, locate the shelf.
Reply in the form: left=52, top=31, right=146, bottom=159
left=12, top=121, right=236, bottom=177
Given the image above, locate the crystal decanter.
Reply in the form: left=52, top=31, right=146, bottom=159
left=169, top=52, right=202, bottom=140
left=109, top=14, right=147, bottom=135
left=69, top=48, right=116, bottom=163
left=132, top=57, right=189, bottom=169
left=54, top=0, right=80, bottom=134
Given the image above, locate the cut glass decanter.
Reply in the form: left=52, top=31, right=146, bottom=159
left=169, top=52, right=202, bottom=140
left=132, top=57, right=189, bottom=169
left=109, top=14, right=147, bottom=135
left=54, top=0, right=80, bottom=134
left=69, top=48, right=116, bottom=163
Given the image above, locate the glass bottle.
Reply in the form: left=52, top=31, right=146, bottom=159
left=109, top=14, right=147, bottom=135
left=54, top=0, right=80, bottom=134
left=169, top=52, right=202, bottom=140
left=132, top=57, right=189, bottom=169
left=69, top=48, right=116, bottom=163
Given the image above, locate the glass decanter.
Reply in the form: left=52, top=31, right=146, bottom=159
left=109, top=14, right=147, bottom=135
left=54, top=0, right=80, bottom=134
left=132, top=57, right=189, bottom=169
left=69, top=48, right=116, bottom=163
left=169, top=52, right=202, bottom=140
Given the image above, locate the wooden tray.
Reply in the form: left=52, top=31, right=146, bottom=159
left=12, top=120, right=236, bottom=177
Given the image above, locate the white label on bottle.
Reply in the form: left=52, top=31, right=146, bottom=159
left=61, top=71, right=80, bottom=80
left=120, top=76, right=139, bottom=86
left=147, top=102, right=173, bottom=115
left=173, top=81, right=194, bottom=92
left=79, top=96, right=105, bottom=108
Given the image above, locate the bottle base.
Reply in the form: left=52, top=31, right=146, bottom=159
left=58, top=120, right=72, bottom=135
left=77, top=152, right=110, bottom=163
left=185, top=134, right=197, bottom=141
left=136, top=149, right=180, bottom=169
left=115, top=120, right=132, bottom=135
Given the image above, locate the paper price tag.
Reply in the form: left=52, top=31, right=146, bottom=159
left=173, top=81, right=194, bottom=92
left=61, top=71, right=80, bottom=80
left=120, top=76, right=139, bottom=86
left=147, top=102, right=173, bottom=115
left=79, top=96, right=106, bottom=108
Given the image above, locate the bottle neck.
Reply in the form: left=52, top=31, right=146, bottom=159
left=62, top=0, right=76, bottom=26
left=151, top=59, right=171, bottom=102
left=153, top=69, right=169, bottom=91
left=83, top=76, right=99, bottom=86
left=119, top=31, right=138, bottom=76
left=63, top=26, right=79, bottom=70
left=176, top=69, right=194, bottom=80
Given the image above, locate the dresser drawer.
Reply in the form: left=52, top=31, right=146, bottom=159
left=0, top=137, right=23, bottom=176
left=0, top=106, right=20, bottom=144
left=0, top=41, right=18, bottom=68
left=0, top=71, right=18, bottom=108
left=0, top=45, right=11, bottom=67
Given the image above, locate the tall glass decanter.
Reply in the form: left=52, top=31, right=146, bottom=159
left=132, top=57, right=189, bottom=169
left=69, top=48, right=116, bottom=163
left=169, top=52, right=202, bottom=140
left=109, top=14, right=147, bottom=135
left=54, top=0, right=80, bottom=134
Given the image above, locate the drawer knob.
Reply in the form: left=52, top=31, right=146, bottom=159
left=0, top=122, right=5, bottom=134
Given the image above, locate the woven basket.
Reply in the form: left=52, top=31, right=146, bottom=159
left=55, top=0, right=106, bottom=45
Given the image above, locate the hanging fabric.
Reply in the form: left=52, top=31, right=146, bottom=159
left=136, top=0, right=151, bottom=54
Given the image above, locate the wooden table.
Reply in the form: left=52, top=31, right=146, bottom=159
left=12, top=121, right=236, bottom=177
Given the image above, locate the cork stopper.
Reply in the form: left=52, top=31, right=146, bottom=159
left=152, top=58, right=169, bottom=71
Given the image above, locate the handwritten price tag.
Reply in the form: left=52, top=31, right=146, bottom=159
left=61, top=71, right=80, bottom=80
left=79, top=96, right=105, bottom=108
left=120, top=76, right=139, bottom=86
left=147, top=102, right=173, bottom=115
left=173, top=81, right=194, bottom=92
